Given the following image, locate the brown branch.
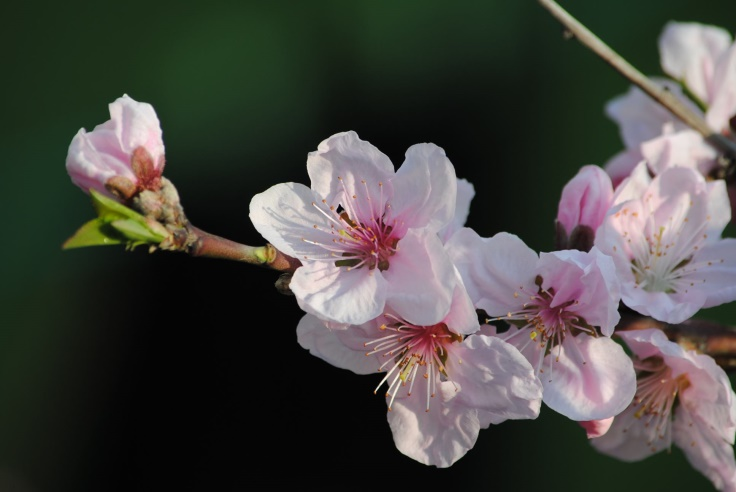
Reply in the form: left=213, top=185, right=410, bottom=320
left=616, top=312, right=736, bottom=371
left=186, top=225, right=302, bottom=273
left=537, top=0, right=736, bottom=160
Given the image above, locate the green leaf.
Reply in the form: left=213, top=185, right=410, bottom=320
left=90, top=189, right=144, bottom=221
left=110, top=218, right=167, bottom=244
left=62, top=190, right=169, bottom=249
left=62, top=218, right=125, bottom=249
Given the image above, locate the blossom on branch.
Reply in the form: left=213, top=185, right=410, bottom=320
left=590, top=328, right=736, bottom=492
left=555, top=164, right=614, bottom=251
left=66, top=94, right=166, bottom=202
left=249, top=131, right=460, bottom=326
left=446, top=229, right=636, bottom=421
left=296, top=277, right=542, bottom=468
left=604, top=21, right=736, bottom=187
left=595, top=162, right=736, bottom=324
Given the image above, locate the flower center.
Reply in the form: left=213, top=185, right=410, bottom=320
left=629, top=356, right=691, bottom=453
left=364, top=315, right=463, bottom=412
left=630, top=225, right=693, bottom=293
left=307, top=177, right=402, bottom=272
left=496, top=276, right=593, bottom=352
left=613, top=202, right=714, bottom=295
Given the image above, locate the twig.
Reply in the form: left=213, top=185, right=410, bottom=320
left=537, top=0, right=736, bottom=160
left=617, top=312, right=736, bottom=370
left=186, top=225, right=302, bottom=273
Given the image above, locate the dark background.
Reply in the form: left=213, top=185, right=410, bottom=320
left=3, top=1, right=736, bottom=490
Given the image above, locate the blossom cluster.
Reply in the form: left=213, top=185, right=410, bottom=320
left=64, top=21, right=736, bottom=491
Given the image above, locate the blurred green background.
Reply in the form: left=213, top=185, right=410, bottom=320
left=2, top=1, right=736, bottom=490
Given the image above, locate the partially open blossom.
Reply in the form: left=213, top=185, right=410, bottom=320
left=296, top=278, right=542, bottom=468
left=595, top=162, right=736, bottom=324
left=555, top=164, right=614, bottom=251
left=250, top=131, right=460, bottom=326
left=603, top=21, right=736, bottom=188
left=66, top=94, right=166, bottom=202
left=446, top=229, right=636, bottom=421
left=591, top=328, right=736, bottom=492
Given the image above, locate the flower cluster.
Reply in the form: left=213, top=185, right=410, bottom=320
left=63, top=19, right=736, bottom=492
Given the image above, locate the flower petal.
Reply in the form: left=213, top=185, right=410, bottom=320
left=542, top=336, right=636, bottom=421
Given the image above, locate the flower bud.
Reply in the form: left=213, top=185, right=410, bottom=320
left=66, top=94, right=166, bottom=202
left=555, top=165, right=613, bottom=251
left=579, top=417, right=614, bottom=439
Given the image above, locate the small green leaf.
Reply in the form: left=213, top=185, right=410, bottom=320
left=62, top=190, right=169, bottom=250
left=90, top=189, right=143, bottom=221
left=110, top=218, right=167, bottom=244
left=62, top=218, right=125, bottom=249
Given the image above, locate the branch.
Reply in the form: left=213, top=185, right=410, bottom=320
left=186, top=226, right=302, bottom=273
left=537, top=0, right=736, bottom=161
left=617, top=312, right=736, bottom=371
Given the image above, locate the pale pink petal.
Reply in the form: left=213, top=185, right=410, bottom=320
left=454, top=334, right=542, bottom=424
left=248, top=181, right=331, bottom=258
left=291, top=262, right=386, bottom=326
left=387, top=384, right=480, bottom=468
left=110, top=94, right=165, bottom=161
left=707, top=42, right=736, bottom=131
left=441, top=271, right=481, bottom=336
left=579, top=417, right=614, bottom=439
left=439, top=178, right=475, bottom=243
left=383, top=229, right=456, bottom=325
left=307, top=131, right=394, bottom=219
left=445, top=229, right=538, bottom=315
left=295, top=314, right=378, bottom=375
left=641, top=130, right=719, bottom=176
left=611, top=160, right=652, bottom=205
left=659, top=21, right=732, bottom=105
left=556, top=164, right=614, bottom=236
left=674, top=410, right=736, bottom=492
left=617, top=327, right=676, bottom=360
left=391, top=143, right=457, bottom=232
left=590, top=404, right=663, bottom=462
left=542, top=336, right=636, bottom=421
left=604, top=148, right=645, bottom=189
left=66, top=128, right=134, bottom=197
left=605, top=79, right=700, bottom=148
left=684, top=240, right=736, bottom=309
left=705, top=179, right=732, bottom=234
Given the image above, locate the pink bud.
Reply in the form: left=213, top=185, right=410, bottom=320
left=66, top=94, right=166, bottom=201
left=556, top=165, right=614, bottom=244
left=579, top=417, right=614, bottom=439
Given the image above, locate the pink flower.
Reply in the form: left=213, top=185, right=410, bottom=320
left=296, top=279, right=542, bottom=468
left=249, top=131, right=460, bottom=326
left=66, top=94, right=166, bottom=201
left=595, top=162, right=736, bottom=324
left=659, top=21, right=736, bottom=133
left=603, top=22, right=736, bottom=184
left=555, top=164, right=614, bottom=251
left=446, top=229, right=636, bottom=421
left=591, top=328, right=736, bottom=492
